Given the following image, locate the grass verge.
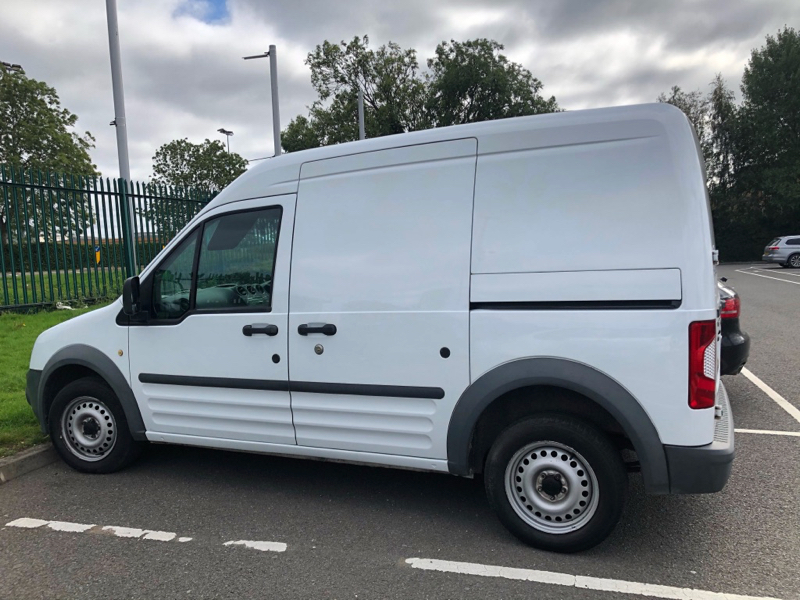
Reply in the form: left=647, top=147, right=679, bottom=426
left=0, top=304, right=106, bottom=457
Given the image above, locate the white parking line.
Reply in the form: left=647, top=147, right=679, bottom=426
left=735, top=269, right=800, bottom=285
left=735, top=429, right=800, bottom=437
left=4, top=518, right=284, bottom=552
left=749, top=268, right=800, bottom=278
left=406, top=558, right=782, bottom=600
left=102, top=525, right=177, bottom=541
left=5, top=518, right=188, bottom=543
left=741, top=368, right=800, bottom=425
left=223, top=539, right=287, bottom=553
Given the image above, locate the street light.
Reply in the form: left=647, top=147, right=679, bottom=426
left=217, top=128, right=233, bottom=153
left=243, top=45, right=281, bottom=156
left=0, top=61, right=24, bottom=73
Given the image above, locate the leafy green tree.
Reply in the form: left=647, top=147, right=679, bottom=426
left=149, top=138, right=247, bottom=235
left=737, top=27, right=800, bottom=215
left=151, top=138, right=247, bottom=191
left=426, top=39, right=559, bottom=127
left=282, top=36, right=559, bottom=152
left=283, top=36, right=428, bottom=152
left=706, top=74, right=738, bottom=193
left=0, top=64, right=97, bottom=246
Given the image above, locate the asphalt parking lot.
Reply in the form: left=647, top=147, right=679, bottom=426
left=1, top=263, right=798, bottom=600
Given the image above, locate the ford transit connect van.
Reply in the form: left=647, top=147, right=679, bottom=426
left=26, top=103, right=733, bottom=552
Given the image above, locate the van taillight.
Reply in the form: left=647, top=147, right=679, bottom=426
left=689, top=320, right=717, bottom=409
left=720, top=297, right=740, bottom=319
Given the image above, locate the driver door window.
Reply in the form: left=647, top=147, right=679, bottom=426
left=152, top=230, right=198, bottom=320
left=195, top=207, right=282, bottom=311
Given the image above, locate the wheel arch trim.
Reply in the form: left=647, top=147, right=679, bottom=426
left=446, top=357, right=669, bottom=494
left=39, top=344, right=147, bottom=441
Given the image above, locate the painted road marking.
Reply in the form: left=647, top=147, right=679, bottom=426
left=406, top=558, right=782, bottom=600
left=6, top=518, right=186, bottom=542
left=102, top=526, right=177, bottom=541
left=223, top=540, right=287, bottom=553
left=749, top=268, right=800, bottom=278
left=735, top=269, right=800, bottom=285
left=5, top=518, right=48, bottom=528
left=47, top=520, right=95, bottom=533
left=5, top=518, right=284, bottom=552
left=741, top=368, right=800, bottom=425
left=735, top=428, right=800, bottom=437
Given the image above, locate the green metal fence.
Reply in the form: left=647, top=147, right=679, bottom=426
left=0, top=164, right=213, bottom=310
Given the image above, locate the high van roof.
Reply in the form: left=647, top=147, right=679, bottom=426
left=200, top=102, right=693, bottom=216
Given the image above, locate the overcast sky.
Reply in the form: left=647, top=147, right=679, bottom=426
left=1, top=0, right=798, bottom=181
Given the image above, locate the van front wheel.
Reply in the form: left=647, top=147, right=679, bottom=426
left=48, top=378, right=143, bottom=474
left=484, top=415, right=627, bottom=553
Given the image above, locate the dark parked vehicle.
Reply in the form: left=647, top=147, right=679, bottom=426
left=718, top=281, right=750, bottom=376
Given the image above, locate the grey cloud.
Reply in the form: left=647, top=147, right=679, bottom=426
left=2, top=0, right=798, bottom=181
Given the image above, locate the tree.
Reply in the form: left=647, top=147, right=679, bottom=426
left=148, top=138, right=247, bottom=236
left=659, top=29, right=800, bottom=261
left=283, top=36, right=429, bottom=152
left=426, top=39, right=559, bottom=127
left=0, top=64, right=97, bottom=247
left=151, top=138, right=247, bottom=191
left=737, top=27, right=800, bottom=216
left=706, top=74, right=738, bottom=193
left=282, top=36, right=559, bottom=152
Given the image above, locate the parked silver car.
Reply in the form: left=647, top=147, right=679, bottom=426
left=762, top=235, right=800, bottom=268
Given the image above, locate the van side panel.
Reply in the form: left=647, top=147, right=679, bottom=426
left=469, top=309, right=710, bottom=446
left=467, top=107, right=718, bottom=449
left=472, top=134, right=688, bottom=275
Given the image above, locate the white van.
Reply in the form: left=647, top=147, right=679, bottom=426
left=26, top=103, right=733, bottom=552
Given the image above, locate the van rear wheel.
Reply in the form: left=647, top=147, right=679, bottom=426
left=48, top=377, right=143, bottom=474
left=484, top=415, right=627, bottom=553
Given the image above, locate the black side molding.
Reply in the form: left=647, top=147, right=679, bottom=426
left=470, top=299, right=681, bottom=311
left=139, top=373, right=444, bottom=400
left=140, top=373, right=289, bottom=392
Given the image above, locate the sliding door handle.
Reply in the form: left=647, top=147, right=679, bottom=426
left=242, top=324, right=279, bottom=337
left=297, top=323, right=337, bottom=336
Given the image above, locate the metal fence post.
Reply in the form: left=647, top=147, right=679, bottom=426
left=118, top=178, right=135, bottom=277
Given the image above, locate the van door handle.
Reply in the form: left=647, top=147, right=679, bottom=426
left=297, top=323, right=337, bottom=336
left=242, top=324, right=279, bottom=337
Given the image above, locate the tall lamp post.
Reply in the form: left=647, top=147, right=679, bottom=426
left=243, top=45, right=281, bottom=156
left=217, top=128, right=233, bottom=153
left=105, top=0, right=136, bottom=275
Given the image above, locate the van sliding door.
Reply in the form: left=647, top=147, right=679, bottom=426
left=288, top=139, right=477, bottom=460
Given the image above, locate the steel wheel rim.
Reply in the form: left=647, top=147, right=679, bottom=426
left=791, top=255, right=800, bottom=267
left=61, top=396, right=117, bottom=462
left=504, top=441, right=600, bottom=534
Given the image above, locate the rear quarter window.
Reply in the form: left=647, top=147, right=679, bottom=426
left=785, top=238, right=800, bottom=246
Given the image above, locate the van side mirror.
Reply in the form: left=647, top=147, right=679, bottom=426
left=122, top=276, right=141, bottom=316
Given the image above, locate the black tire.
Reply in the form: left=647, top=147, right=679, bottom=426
left=48, top=377, right=143, bottom=474
left=789, top=253, right=800, bottom=268
left=484, top=415, right=627, bottom=553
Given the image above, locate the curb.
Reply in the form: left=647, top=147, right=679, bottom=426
left=0, top=443, right=58, bottom=485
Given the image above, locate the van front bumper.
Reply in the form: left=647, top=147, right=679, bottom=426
left=663, top=383, right=734, bottom=494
